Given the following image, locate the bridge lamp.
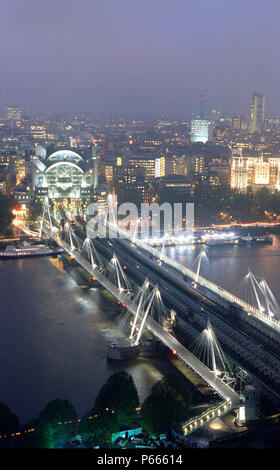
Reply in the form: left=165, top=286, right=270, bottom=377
left=236, top=406, right=246, bottom=426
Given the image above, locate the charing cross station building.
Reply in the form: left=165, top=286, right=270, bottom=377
left=31, top=149, right=98, bottom=216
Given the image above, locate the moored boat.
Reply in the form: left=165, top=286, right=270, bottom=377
left=0, top=242, right=64, bottom=259
left=107, top=337, right=140, bottom=360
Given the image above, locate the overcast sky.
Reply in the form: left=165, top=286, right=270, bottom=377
left=1, top=0, right=279, bottom=117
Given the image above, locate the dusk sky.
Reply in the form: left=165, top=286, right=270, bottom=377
left=1, top=0, right=280, bottom=117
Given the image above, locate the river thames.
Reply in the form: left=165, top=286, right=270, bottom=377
left=0, top=235, right=279, bottom=424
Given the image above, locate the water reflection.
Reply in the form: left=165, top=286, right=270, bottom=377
left=0, top=257, right=168, bottom=423
left=164, top=234, right=280, bottom=303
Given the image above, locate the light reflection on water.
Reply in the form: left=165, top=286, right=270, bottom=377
left=164, top=234, right=280, bottom=303
left=0, top=257, right=167, bottom=424
left=0, top=236, right=279, bottom=424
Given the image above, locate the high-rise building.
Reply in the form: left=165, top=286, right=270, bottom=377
left=128, top=152, right=157, bottom=181
left=191, top=120, right=213, bottom=143
left=200, top=89, right=206, bottom=120
left=155, top=156, right=173, bottom=178
left=250, top=93, right=265, bottom=133
left=5, top=106, right=21, bottom=121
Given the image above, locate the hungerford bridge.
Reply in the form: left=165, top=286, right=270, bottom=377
left=38, top=199, right=280, bottom=436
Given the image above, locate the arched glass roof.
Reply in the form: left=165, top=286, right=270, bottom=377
left=45, top=161, right=84, bottom=173
left=47, top=150, right=83, bottom=163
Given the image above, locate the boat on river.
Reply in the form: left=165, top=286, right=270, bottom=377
left=0, top=242, right=64, bottom=259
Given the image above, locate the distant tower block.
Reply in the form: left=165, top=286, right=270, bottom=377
left=200, top=89, right=207, bottom=120
left=250, top=92, right=265, bottom=133
left=92, top=146, right=99, bottom=189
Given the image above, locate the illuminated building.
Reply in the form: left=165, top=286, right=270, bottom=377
left=208, top=160, right=231, bottom=186
left=128, top=153, right=157, bottom=181
left=159, top=175, right=194, bottom=196
left=35, top=145, right=47, bottom=160
left=231, top=155, right=280, bottom=191
left=13, top=181, right=32, bottom=212
left=155, top=156, right=173, bottom=178
left=114, top=165, right=145, bottom=185
left=0, top=176, right=7, bottom=193
left=172, top=155, right=187, bottom=176
left=191, top=120, right=213, bottom=143
left=29, top=125, right=47, bottom=142
left=5, top=106, right=21, bottom=121
left=186, top=155, right=205, bottom=178
left=250, top=93, right=265, bottom=133
left=32, top=149, right=96, bottom=216
left=14, top=155, right=28, bottom=185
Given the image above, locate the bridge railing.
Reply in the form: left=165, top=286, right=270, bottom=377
left=41, top=222, right=240, bottom=406
left=126, top=231, right=280, bottom=331
left=182, top=399, right=233, bottom=436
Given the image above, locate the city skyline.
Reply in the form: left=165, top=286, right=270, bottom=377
left=2, top=0, right=280, bottom=453
left=1, top=0, right=280, bottom=116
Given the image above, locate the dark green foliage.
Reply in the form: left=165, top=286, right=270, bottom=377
left=94, top=371, right=140, bottom=425
left=78, top=409, right=119, bottom=446
left=21, top=399, right=77, bottom=448
left=0, top=194, right=14, bottom=235
left=0, top=402, right=20, bottom=435
left=27, top=200, right=42, bottom=223
left=164, top=372, right=192, bottom=413
left=140, top=374, right=192, bottom=435
left=78, top=371, right=140, bottom=446
left=158, top=184, right=280, bottom=226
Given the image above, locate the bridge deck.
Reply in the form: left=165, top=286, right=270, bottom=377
left=49, top=229, right=240, bottom=407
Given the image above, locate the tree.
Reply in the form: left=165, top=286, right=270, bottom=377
left=25, top=399, right=77, bottom=448
left=0, top=402, right=20, bottom=436
left=27, top=200, right=42, bottom=224
left=78, top=408, right=119, bottom=446
left=164, top=372, right=192, bottom=414
left=94, top=371, right=140, bottom=425
left=140, top=374, right=192, bottom=435
left=0, top=194, right=15, bottom=235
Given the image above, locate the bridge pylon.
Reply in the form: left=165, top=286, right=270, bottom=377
left=191, top=319, right=236, bottom=388
left=107, top=252, right=132, bottom=295
left=246, top=267, right=280, bottom=319
left=83, top=237, right=104, bottom=271
left=39, top=197, right=53, bottom=239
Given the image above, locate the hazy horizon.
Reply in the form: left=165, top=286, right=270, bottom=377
left=1, top=0, right=280, bottom=117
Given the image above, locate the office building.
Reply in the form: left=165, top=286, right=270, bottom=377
left=250, top=93, right=265, bottom=133
left=191, top=120, right=213, bottom=143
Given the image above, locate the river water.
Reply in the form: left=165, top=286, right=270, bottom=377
left=164, top=234, right=280, bottom=304
left=0, top=256, right=169, bottom=424
left=0, top=235, right=279, bottom=424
